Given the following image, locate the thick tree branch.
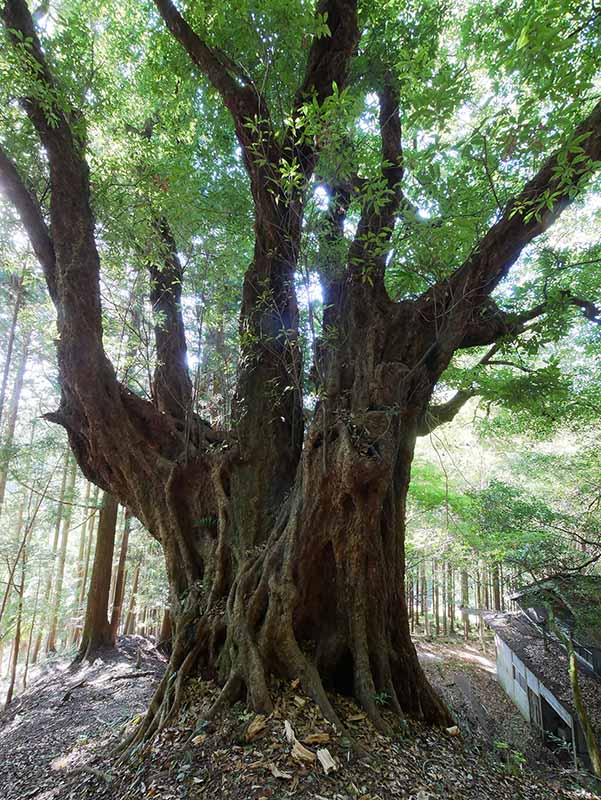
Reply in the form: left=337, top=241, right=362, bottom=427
left=2, top=0, right=108, bottom=364
left=151, top=0, right=283, bottom=215
left=348, top=74, right=404, bottom=288
left=459, top=289, right=601, bottom=349
left=422, top=99, right=601, bottom=352
left=0, top=143, right=57, bottom=302
left=568, top=294, right=601, bottom=324
left=417, top=388, right=473, bottom=435
left=421, top=281, right=601, bottom=434
left=296, top=0, right=358, bottom=105
left=148, top=218, right=193, bottom=418
left=151, top=0, right=267, bottom=133
left=1, top=0, right=202, bottom=503
left=417, top=342, right=501, bottom=435
left=126, top=118, right=193, bottom=419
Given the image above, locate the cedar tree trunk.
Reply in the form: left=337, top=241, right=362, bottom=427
left=76, top=492, right=118, bottom=661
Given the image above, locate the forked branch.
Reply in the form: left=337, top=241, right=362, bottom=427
left=426, top=99, right=601, bottom=338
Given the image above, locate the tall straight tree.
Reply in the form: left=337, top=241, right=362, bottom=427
left=76, top=492, right=118, bottom=661
left=1, top=0, right=601, bottom=748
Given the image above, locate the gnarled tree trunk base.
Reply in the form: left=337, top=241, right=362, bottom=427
left=118, top=422, right=452, bottom=758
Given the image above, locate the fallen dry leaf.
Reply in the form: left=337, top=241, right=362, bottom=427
left=445, top=725, right=460, bottom=737
left=347, top=713, right=367, bottom=722
left=316, top=747, right=337, bottom=775
left=291, top=739, right=316, bottom=763
left=269, top=763, right=293, bottom=780
left=283, top=719, right=296, bottom=743
left=303, top=731, right=330, bottom=745
left=292, top=695, right=306, bottom=708
left=245, top=714, right=267, bottom=742
left=191, top=734, right=207, bottom=745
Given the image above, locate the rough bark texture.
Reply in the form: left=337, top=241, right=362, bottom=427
left=3, top=0, right=601, bottom=754
left=76, top=492, right=118, bottom=661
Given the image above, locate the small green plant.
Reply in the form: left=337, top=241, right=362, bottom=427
left=374, top=691, right=390, bottom=707
left=494, top=740, right=526, bottom=775
left=397, top=718, right=409, bottom=740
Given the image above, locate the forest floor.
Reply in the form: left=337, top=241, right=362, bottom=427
left=0, top=634, right=599, bottom=800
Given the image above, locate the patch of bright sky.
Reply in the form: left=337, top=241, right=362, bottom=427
left=296, top=270, right=322, bottom=306
left=357, top=93, right=379, bottom=134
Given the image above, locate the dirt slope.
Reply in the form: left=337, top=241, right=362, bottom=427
left=0, top=636, right=165, bottom=800
left=0, top=635, right=598, bottom=800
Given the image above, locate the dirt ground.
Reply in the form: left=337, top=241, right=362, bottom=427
left=0, top=634, right=599, bottom=800
left=415, top=636, right=559, bottom=769
left=0, top=636, right=165, bottom=800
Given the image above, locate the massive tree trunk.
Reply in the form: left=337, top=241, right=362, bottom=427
left=123, top=286, right=455, bottom=750
left=3, top=0, right=601, bottom=755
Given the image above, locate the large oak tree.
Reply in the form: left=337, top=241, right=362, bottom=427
left=1, top=0, right=600, bottom=747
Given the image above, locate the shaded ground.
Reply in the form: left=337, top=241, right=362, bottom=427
left=0, top=636, right=165, bottom=800
left=0, top=634, right=599, bottom=799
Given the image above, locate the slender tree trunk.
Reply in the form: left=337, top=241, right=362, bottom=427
left=566, top=635, right=601, bottom=777
left=79, top=485, right=100, bottom=608
left=124, top=561, right=141, bottom=635
left=158, top=608, right=172, bottom=649
left=492, top=565, right=501, bottom=611
left=22, top=577, right=40, bottom=690
left=75, top=492, right=118, bottom=661
left=0, top=271, right=23, bottom=430
left=46, top=457, right=77, bottom=653
left=0, top=487, right=27, bottom=626
left=433, top=560, right=440, bottom=636
left=461, top=569, right=470, bottom=641
left=447, top=564, right=455, bottom=634
left=442, top=563, right=448, bottom=636
left=110, top=508, right=131, bottom=643
left=32, top=454, right=69, bottom=664
left=421, top=563, right=429, bottom=637
left=483, top=566, right=490, bottom=610
left=414, top=570, right=420, bottom=627
left=0, top=329, right=30, bottom=517
left=70, top=481, right=92, bottom=644
left=476, top=566, right=485, bottom=647
left=5, top=549, right=25, bottom=707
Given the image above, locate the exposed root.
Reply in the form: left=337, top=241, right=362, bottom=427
left=204, top=672, right=243, bottom=720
